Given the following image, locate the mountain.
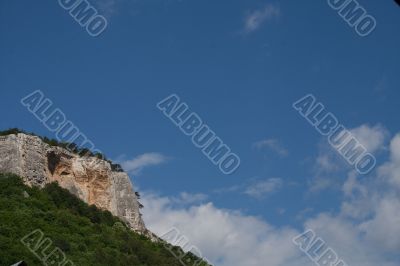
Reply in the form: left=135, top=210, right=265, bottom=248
left=0, top=129, right=210, bottom=266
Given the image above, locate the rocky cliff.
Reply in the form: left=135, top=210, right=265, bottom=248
left=0, top=133, right=147, bottom=234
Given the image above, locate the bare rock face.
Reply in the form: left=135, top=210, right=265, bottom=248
left=0, top=133, right=147, bottom=234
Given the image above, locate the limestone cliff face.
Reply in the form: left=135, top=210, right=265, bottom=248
left=0, top=133, right=146, bottom=234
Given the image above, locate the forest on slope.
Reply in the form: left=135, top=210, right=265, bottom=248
left=0, top=173, right=210, bottom=266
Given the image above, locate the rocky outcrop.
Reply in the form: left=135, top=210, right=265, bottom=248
left=0, top=133, right=147, bottom=234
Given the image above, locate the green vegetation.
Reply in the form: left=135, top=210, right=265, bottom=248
left=0, top=173, right=210, bottom=266
left=0, top=128, right=123, bottom=172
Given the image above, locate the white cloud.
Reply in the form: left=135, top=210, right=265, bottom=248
left=315, top=154, right=339, bottom=172
left=350, top=124, right=388, bottom=154
left=360, top=196, right=400, bottom=251
left=304, top=213, right=398, bottom=266
left=390, top=134, right=400, bottom=162
left=213, top=177, right=284, bottom=199
left=308, top=144, right=341, bottom=192
left=119, top=152, right=169, bottom=175
left=378, top=134, right=400, bottom=189
left=342, top=171, right=368, bottom=201
left=141, top=193, right=305, bottom=266
left=244, top=4, right=280, bottom=33
left=244, top=178, right=283, bottom=199
left=142, top=187, right=400, bottom=266
left=140, top=130, right=400, bottom=266
left=309, top=124, right=388, bottom=192
left=253, top=138, right=288, bottom=157
left=171, top=192, right=208, bottom=206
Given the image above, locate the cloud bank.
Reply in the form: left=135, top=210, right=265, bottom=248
left=141, top=125, right=400, bottom=266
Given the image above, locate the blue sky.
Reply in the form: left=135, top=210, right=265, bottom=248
left=1, top=0, right=400, bottom=265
